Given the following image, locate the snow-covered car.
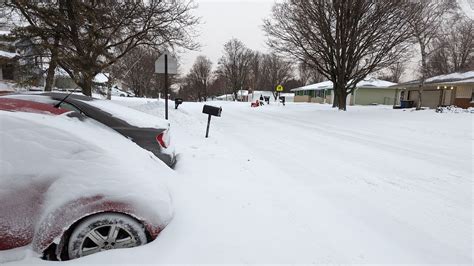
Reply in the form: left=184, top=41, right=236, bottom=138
left=1, top=93, right=176, bottom=167
left=0, top=98, right=174, bottom=260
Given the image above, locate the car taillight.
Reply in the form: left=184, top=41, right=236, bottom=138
left=156, top=130, right=170, bottom=149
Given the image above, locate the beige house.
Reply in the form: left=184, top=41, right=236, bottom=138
left=392, top=71, right=474, bottom=109
left=291, top=78, right=398, bottom=105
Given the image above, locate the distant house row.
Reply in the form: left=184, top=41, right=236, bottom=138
left=292, top=78, right=397, bottom=106
left=394, top=71, right=474, bottom=109
left=290, top=71, right=474, bottom=109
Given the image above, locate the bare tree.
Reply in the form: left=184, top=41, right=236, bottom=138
left=217, top=38, right=253, bottom=100
left=261, top=53, right=293, bottom=90
left=8, top=0, right=199, bottom=96
left=298, top=61, right=325, bottom=86
left=110, top=46, right=162, bottom=98
left=427, top=17, right=474, bottom=76
left=404, top=0, right=455, bottom=109
left=248, top=51, right=263, bottom=91
left=264, top=0, right=414, bottom=110
left=207, top=74, right=227, bottom=98
left=377, top=61, right=407, bottom=83
left=187, top=55, right=213, bottom=101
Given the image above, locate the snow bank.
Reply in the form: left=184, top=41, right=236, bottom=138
left=0, top=81, right=16, bottom=92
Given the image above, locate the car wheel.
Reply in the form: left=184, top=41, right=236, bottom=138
left=67, top=213, right=147, bottom=259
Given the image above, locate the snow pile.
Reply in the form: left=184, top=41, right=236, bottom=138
left=0, top=81, right=16, bottom=92
left=436, top=105, right=474, bottom=113
left=0, top=111, right=174, bottom=260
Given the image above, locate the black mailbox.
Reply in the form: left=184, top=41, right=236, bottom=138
left=175, top=98, right=184, bottom=109
left=202, top=105, right=222, bottom=138
left=279, top=96, right=286, bottom=106
left=203, top=105, right=222, bottom=117
left=264, top=96, right=270, bottom=104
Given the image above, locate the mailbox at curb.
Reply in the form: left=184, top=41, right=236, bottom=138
left=175, top=98, right=184, bottom=109
left=202, top=105, right=222, bottom=138
left=203, top=105, right=222, bottom=117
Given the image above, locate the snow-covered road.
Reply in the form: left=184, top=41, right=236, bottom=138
left=5, top=99, right=472, bottom=264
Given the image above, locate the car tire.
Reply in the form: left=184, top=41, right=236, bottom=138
left=67, top=212, right=147, bottom=259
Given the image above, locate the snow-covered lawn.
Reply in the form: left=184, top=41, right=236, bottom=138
left=3, top=99, right=472, bottom=264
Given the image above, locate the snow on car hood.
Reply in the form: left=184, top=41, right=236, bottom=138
left=0, top=111, right=174, bottom=245
left=82, top=99, right=170, bottom=129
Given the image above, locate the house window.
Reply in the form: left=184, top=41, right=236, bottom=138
left=315, top=90, right=325, bottom=98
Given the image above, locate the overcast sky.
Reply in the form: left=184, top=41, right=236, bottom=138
left=180, top=0, right=275, bottom=74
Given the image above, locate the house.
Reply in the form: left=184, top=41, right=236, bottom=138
left=0, top=30, right=19, bottom=82
left=392, top=71, right=474, bottom=109
left=0, top=50, right=18, bottom=81
left=292, top=78, right=398, bottom=105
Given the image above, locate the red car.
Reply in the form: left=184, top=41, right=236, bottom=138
left=0, top=98, right=173, bottom=261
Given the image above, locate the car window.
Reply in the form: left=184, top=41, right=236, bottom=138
left=59, top=102, right=81, bottom=113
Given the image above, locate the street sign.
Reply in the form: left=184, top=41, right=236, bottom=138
left=276, top=85, right=284, bottom=92
left=155, top=52, right=178, bottom=74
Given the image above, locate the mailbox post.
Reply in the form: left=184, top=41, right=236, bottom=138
left=202, top=105, right=222, bottom=138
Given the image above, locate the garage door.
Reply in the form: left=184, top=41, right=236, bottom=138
left=408, top=90, right=440, bottom=108
left=421, top=90, right=441, bottom=108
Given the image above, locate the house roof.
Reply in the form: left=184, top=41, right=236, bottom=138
left=291, top=80, right=333, bottom=92
left=394, top=71, right=474, bottom=87
left=93, top=73, right=109, bottom=83
left=291, top=78, right=396, bottom=92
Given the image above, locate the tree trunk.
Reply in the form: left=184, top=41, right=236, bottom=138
left=417, top=44, right=428, bottom=110
left=81, top=76, right=93, bottom=96
left=337, top=92, right=348, bottom=111
left=44, top=56, right=57, bottom=91
left=333, top=81, right=348, bottom=111
left=332, top=91, right=338, bottom=108
left=44, top=37, right=59, bottom=92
